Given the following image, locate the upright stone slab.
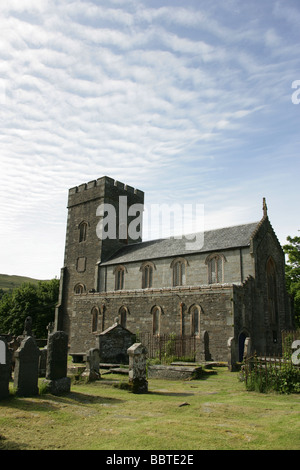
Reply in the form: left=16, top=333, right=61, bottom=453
left=127, top=343, right=148, bottom=393
left=82, top=348, right=101, bottom=382
left=45, top=331, right=70, bottom=395
left=0, top=337, right=11, bottom=400
left=39, top=347, right=47, bottom=377
left=97, top=322, right=136, bottom=364
left=14, top=336, right=40, bottom=397
left=227, top=336, right=238, bottom=371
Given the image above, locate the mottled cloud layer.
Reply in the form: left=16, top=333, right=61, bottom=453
left=0, top=0, right=299, bottom=278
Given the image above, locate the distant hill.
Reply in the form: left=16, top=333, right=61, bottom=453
left=0, top=274, right=46, bottom=292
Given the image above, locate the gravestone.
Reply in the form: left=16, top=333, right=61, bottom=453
left=0, top=337, right=12, bottom=400
left=82, top=348, right=101, bottom=382
left=39, top=347, right=47, bottom=377
left=127, top=343, right=148, bottom=393
left=97, top=322, right=136, bottom=364
left=243, top=337, right=251, bottom=359
left=44, top=331, right=70, bottom=395
left=147, top=364, right=204, bottom=380
left=227, top=336, right=237, bottom=371
left=14, top=336, right=40, bottom=397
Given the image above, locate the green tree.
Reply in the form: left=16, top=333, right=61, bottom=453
left=283, top=235, right=300, bottom=328
left=0, top=279, right=59, bottom=338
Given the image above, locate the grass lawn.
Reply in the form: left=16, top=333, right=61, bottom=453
left=0, top=366, right=299, bottom=450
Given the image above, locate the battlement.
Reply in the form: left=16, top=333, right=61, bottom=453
left=68, top=176, right=144, bottom=208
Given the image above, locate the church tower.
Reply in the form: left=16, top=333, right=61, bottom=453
left=55, top=176, right=144, bottom=338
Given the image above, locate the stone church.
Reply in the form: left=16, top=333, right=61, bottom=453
left=55, top=176, right=293, bottom=365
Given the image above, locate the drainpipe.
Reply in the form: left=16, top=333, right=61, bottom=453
left=240, top=248, right=244, bottom=283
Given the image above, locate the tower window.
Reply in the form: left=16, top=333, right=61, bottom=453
left=74, top=283, right=86, bottom=294
left=79, top=221, right=88, bottom=242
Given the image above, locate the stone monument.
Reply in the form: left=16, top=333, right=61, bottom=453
left=127, top=342, right=148, bottom=393
left=97, top=322, right=136, bottom=364
left=44, top=331, right=70, bottom=395
left=14, top=336, right=40, bottom=397
left=82, top=348, right=101, bottom=382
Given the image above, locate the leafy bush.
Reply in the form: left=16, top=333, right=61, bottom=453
left=243, top=356, right=300, bottom=394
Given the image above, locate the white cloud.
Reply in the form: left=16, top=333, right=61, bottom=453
left=0, top=0, right=299, bottom=278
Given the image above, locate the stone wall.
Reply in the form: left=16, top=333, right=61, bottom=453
left=251, top=217, right=293, bottom=353
left=71, top=285, right=235, bottom=361
left=100, top=246, right=254, bottom=292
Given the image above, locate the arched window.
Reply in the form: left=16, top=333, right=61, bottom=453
left=114, top=265, right=126, bottom=290
left=171, top=258, right=188, bottom=287
left=79, top=221, right=88, bottom=242
left=119, top=306, right=128, bottom=329
left=266, top=257, right=278, bottom=325
left=206, top=254, right=225, bottom=284
left=190, top=305, right=201, bottom=337
left=91, top=307, right=99, bottom=333
left=152, top=306, right=162, bottom=336
left=74, top=283, right=86, bottom=294
left=140, top=261, right=155, bottom=289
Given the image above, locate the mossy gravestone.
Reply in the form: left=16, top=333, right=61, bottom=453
left=14, top=336, right=40, bottom=397
left=127, top=343, right=148, bottom=393
left=44, top=331, right=70, bottom=395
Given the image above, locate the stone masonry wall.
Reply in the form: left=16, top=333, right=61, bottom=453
left=71, top=285, right=235, bottom=361
left=99, top=246, right=254, bottom=292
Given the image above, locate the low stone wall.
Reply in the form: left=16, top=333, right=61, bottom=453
left=147, top=364, right=203, bottom=380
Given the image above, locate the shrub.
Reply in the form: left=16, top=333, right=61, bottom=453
left=243, top=356, right=300, bottom=394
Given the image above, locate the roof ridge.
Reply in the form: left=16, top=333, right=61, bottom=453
left=135, top=220, right=260, bottom=247
left=102, top=220, right=260, bottom=265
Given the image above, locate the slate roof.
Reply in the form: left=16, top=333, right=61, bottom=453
left=101, top=221, right=260, bottom=266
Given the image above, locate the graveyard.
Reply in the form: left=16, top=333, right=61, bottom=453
left=0, top=319, right=299, bottom=450
left=0, top=363, right=299, bottom=450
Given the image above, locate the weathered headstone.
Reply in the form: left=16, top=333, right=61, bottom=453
left=39, top=347, right=47, bottom=377
left=127, top=343, right=148, bottom=393
left=97, top=322, right=136, bottom=364
left=82, top=348, right=101, bottom=382
left=0, top=337, right=12, bottom=400
left=243, top=337, right=251, bottom=359
left=44, top=331, right=70, bottom=395
left=227, top=336, right=238, bottom=371
left=14, top=336, right=40, bottom=397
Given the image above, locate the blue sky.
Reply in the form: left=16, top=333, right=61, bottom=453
left=0, top=0, right=299, bottom=279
